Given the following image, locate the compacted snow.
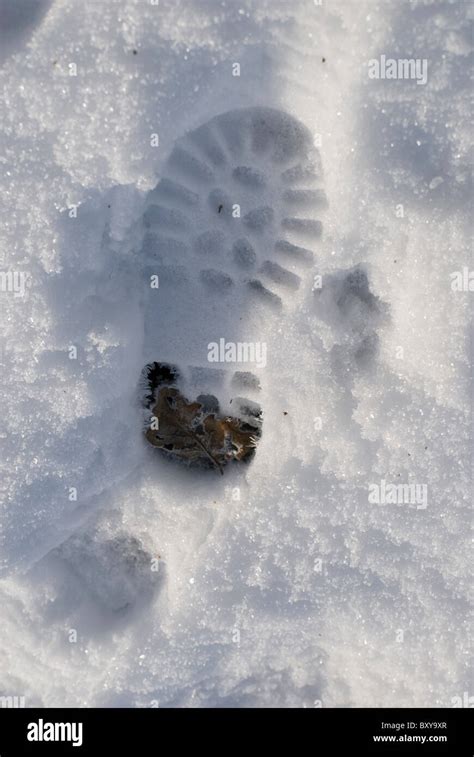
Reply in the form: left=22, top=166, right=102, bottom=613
left=0, top=0, right=471, bottom=707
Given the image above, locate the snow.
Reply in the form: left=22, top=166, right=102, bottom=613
left=0, top=0, right=471, bottom=708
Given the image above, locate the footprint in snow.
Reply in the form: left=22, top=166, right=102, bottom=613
left=138, top=106, right=328, bottom=473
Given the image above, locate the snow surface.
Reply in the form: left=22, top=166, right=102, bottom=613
left=0, top=0, right=472, bottom=707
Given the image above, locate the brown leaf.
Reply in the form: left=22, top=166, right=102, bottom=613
left=145, top=386, right=260, bottom=473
